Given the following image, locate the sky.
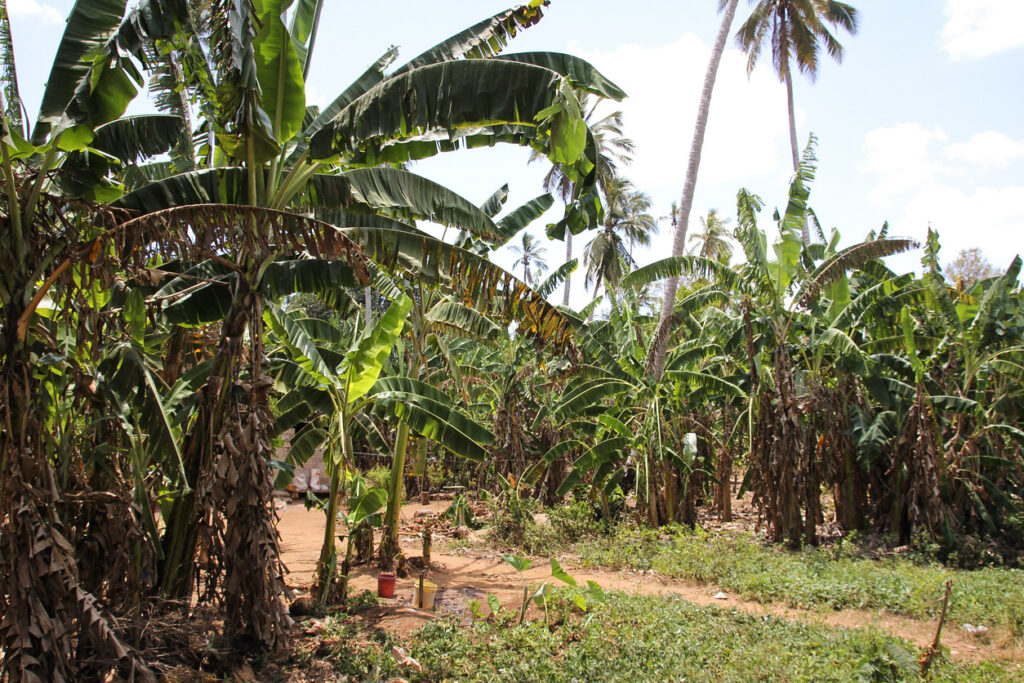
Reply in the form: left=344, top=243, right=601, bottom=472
left=7, top=0, right=1024, bottom=309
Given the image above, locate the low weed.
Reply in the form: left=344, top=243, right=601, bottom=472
left=573, top=525, right=1024, bottom=630
left=407, top=592, right=1017, bottom=681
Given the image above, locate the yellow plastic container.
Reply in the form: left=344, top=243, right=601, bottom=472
left=413, top=580, right=438, bottom=610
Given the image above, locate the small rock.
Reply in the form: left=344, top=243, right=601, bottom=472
left=392, top=646, right=423, bottom=672
left=962, top=623, right=989, bottom=636
left=713, top=591, right=728, bottom=600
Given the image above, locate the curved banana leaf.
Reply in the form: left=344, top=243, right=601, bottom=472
left=113, top=168, right=248, bottom=210
left=273, top=384, right=330, bottom=434
left=794, top=237, right=919, bottom=306
left=32, top=0, right=128, bottom=145
left=931, top=395, right=980, bottom=414
left=811, top=328, right=866, bottom=368
left=297, top=45, right=398, bottom=152
left=304, top=168, right=502, bottom=240
left=621, top=255, right=739, bottom=291
left=310, top=59, right=567, bottom=163
left=90, top=114, right=185, bottom=163
left=342, top=226, right=577, bottom=350
left=265, top=302, right=336, bottom=387
left=259, top=258, right=363, bottom=313
left=556, top=436, right=629, bottom=496
left=596, top=413, right=632, bottom=439
left=522, top=438, right=584, bottom=484
left=495, top=52, right=626, bottom=100
left=535, top=259, right=577, bottom=299
left=346, top=487, right=387, bottom=527
left=480, top=184, right=510, bottom=217
left=555, top=377, right=636, bottom=418
left=368, top=376, right=492, bottom=461
left=495, top=192, right=555, bottom=242
left=40, top=0, right=190, bottom=147
left=425, top=300, right=503, bottom=341
left=392, top=2, right=546, bottom=75
left=669, top=371, right=744, bottom=400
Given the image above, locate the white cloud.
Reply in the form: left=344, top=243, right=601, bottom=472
left=940, top=0, right=1024, bottom=61
left=897, top=184, right=1024, bottom=266
left=567, top=34, right=792, bottom=197
left=564, top=33, right=795, bottom=274
left=860, top=123, right=1024, bottom=265
left=944, top=131, right=1024, bottom=170
left=7, top=0, right=63, bottom=25
left=860, top=123, right=950, bottom=204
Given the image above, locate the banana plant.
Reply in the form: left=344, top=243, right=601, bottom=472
left=94, top=0, right=623, bottom=648
left=266, top=286, right=495, bottom=598
left=267, top=291, right=411, bottom=601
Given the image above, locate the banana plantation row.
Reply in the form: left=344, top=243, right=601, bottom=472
left=0, top=1, right=1020, bottom=681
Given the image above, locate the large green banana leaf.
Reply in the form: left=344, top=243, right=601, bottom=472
left=341, top=226, right=576, bottom=349
left=253, top=0, right=306, bottom=142
left=34, top=0, right=189, bottom=147
left=367, top=377, right=492, bottom=461
left=391, top=1, right=547, bottom=75
left=342, top=294, right=412, bottom=405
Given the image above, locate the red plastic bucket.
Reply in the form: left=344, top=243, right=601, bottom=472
left=377, top=573, right=396, bottom=598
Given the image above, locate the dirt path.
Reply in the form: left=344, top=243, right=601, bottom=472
left=276, top=500, right=1022, bottom=666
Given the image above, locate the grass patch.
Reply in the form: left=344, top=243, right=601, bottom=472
left=573, top=526, right=1024, bottom=631
left=408, top=592, right=1016, bottom=682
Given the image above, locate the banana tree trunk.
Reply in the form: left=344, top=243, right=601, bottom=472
left=1, top=334, right=146, bottom=679
left=379, top=421, right=410, bottom=568
left=651, top=0, right=739, bottom=379
left=315, top=463, right=343, bottom=601
left=645, top=449, right=658, bottom=527
left=158, top=280, right=291, bottom=649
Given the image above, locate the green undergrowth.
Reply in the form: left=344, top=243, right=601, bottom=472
left=570, top=526, right=1024, bottom=632
left=478, top=503, right=1024, bottom=634
left=294, top=592, right=1018, bottom=682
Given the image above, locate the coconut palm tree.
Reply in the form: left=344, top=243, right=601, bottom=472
left=531, top=92, right=634, bottom=305
left=688, top=209, right=734, bottom=263
left=510, top=232, right=549, bottom=285
left=735, top=0, right=859, bottom=174
left=583, top=178, right=657, bottom=306
left=651, top=0, right=741, bottom=380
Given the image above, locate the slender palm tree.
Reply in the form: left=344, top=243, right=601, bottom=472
left=583, top=178, right=657, bottom=305
left=510, top=232, right=548, bottom=285
left=688, top=209, right=734, bottom=263
left=651, top=0, right=741, bottom=379
left=532, top=92, right=634, bottom=305
left=735, top=0, right=859, bottom=174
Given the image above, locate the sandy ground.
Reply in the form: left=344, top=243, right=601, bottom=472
left=276, top=498, right=1023, bottom=666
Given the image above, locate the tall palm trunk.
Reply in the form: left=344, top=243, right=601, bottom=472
left=784, top=68, right=800, bottom=172
left=783, top=66, right=811, bottom=244
left=562, top=232, right=572, bottom=306
left=650, top=0, right=740, bottom=379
